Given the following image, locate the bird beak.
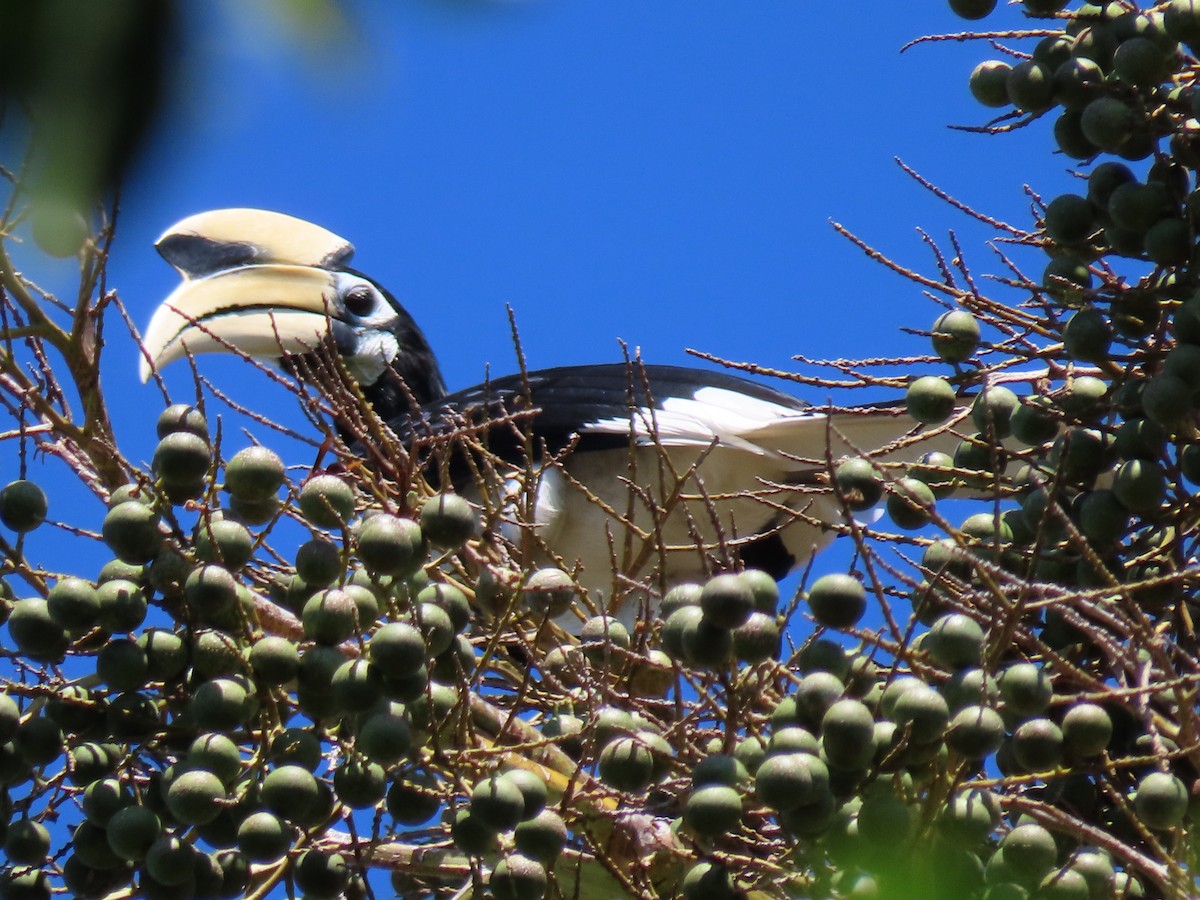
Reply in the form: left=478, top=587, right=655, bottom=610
left=139, top=264, right=343, bottom=382
left=140, top=209, right=357, bottom=383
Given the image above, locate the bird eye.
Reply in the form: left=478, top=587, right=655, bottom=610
left=343, top=285, right=375, bottom=317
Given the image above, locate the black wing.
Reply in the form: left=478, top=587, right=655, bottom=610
left=389, top=362, right=812, bottom=462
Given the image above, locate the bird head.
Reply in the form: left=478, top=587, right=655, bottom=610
left=140, top=208, right=448, bottom=412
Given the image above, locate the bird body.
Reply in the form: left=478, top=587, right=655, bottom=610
left=141, top=209, right=960, bottom=622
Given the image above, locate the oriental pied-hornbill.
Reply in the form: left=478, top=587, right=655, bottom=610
left=140, top=208, right=963, bottom=623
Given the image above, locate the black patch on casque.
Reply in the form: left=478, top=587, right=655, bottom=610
left=156, top=234, right=262, bottom=278
left=157, top=233, right=354, bottom=279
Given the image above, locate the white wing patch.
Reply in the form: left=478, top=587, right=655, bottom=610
left=581, top=386, right=819, bottom=455
left=495, top=469, right=569, bottom=547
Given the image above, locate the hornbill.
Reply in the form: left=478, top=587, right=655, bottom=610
left=140, top=209, right=964, bottom=623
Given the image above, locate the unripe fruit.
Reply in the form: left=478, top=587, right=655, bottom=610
left=1063, top=309, right=1112, bottom=363
left=820, top=699, right=876, bottom=770
left=262, top=764, right=321, bottom=822
left=248, top=635, right=300, bottom=685
left=1054, top=57, right=1105, bottom=109
left=598, top=736, right=656, bottom=793
left=489, top=853, right=548, bottom=900
left=754, top=752, right=830, bottom=811
left=682, top=861, right=737, bottom=900
left=1108, top=181, right=1172, bottom=234
left=105, top=804, right=161, bottom=861
left=302, top=587, right=361, bottom=644
left=153, top=431, right=212, bottom=485
left=1000, top=662, right=1053, bottom=715
left=806, top=573, right=866, bottom=630
left=1144, top=218, right=1190, bottom=266
left=355, top=710, right=412, bottom=768
left=47, top=576, right=100, bottom=633
left=661, top=604, right=704, bottom=662
left=98, top=500, right=161, bottom=564
left=145, top=835, right=196, bottom=887
left=95, top=638, right=148, bottom=692
left=299, top=474, right=356, bottom=527
left=969, top=60, right=1012, bottom=107
left=692, top=754, right=749, bottom=789
left=420, top=492, right=477, bottom=548
left=939, top=788, right=998, bottom=847
left=194, top=517, right=254, bottom=570
left=191, top=677, right=249, bottom=731
left=833, top=457, right=883, bottom=510
left=1088, top=161, right=1135, bottom=209
left=733, top=610, right=780, bottom=664
left=949, top=0, right=996, bottom=20
left=1043, top=255, right=1092, bottom=301
left=6, top=597, right=68, bottom=661
left=237, top=811, right=291, bottom=863
left=1112, top=459, right=1167, bottom=513
left=450, top=808, right=499, bottom=855
left=331, top=658, right=384, bottom=712
left=700, top=573, right=754, bottom=629
left=1006, top=60, right=1054, bottom=111
left=522, top=567, right=576, bottom=618
left=515, top=809, right=568, bottom=862
left=1114, top=417, right=1166, bottom=460
left=156, top=404, right=208, bottom=439
left=470, top=773, right=527, bottom=832
left=684, top=784, right=743, bottom=837
left=971, top=386, right=1018, bottom=438
left=1010, top=399, right=1059, bottom=447
left=1133, top=771, right=1188, bottom=828
left=660, top=582, right=702, bottom=617
left=1141, top=374, right=1192, bottom=431
left=223, top=445, right=285, bottom=500
left=0, top=480, right=47, bottom=533
left=1061, top=702, right=1113, bottom=756
left=1113, top=35, right=1170, bottom=86
left=1044, top=193, right=1095, bottom=245
left=1081, top=96, right=1138, bottom=153
left=4, top=818, right=50, bottom=865
left=682, top=617, right=734, bottom=669
left=355, top=513, right=425, bottom=578
left=1012, top=717, right=1064, bottom=771
left=184, top=565, right=237, bottom=615
left=887, top=477, right=936, bottom=530
left=947, top=704, right=1005, bottom=759
left=369, top=621, right=427, bottom=678
left=931, top=310, right=981, bottom=363
left=294, top=850, right=350, bottom=899
left=858, top=790, right=912, bottom=845
left=891, top=683, right=950, bottom=742
left=739, top=568, right=779, bottom=613
left=386, top=770, right=443, bottom=826
left=332, top=758, right=386, bottom=808
left=926, top=612, right=985, bottom=669
left=906, top=376, right=957, bottom=424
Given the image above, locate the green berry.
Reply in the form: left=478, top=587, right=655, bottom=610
left=223, top=446, right=285, bottom=500
left=906, top=376, right=957, bottom=424
left=0, top=480, right=47, bottom=533
left=931, top=310, right=981, bottom=363
left=969, top=60, right=1012, bottom=107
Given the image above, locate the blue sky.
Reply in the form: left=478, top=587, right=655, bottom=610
left=12, top=0, right=1067, bottom=663
left=101, top=0, right=1048, bottom=414
left=4, top=2, right=1077, bottom=894
left=83, top=0, right=1058, bottom=593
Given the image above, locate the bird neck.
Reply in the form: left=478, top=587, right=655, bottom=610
left=362, top=332, right=448, bottom=420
